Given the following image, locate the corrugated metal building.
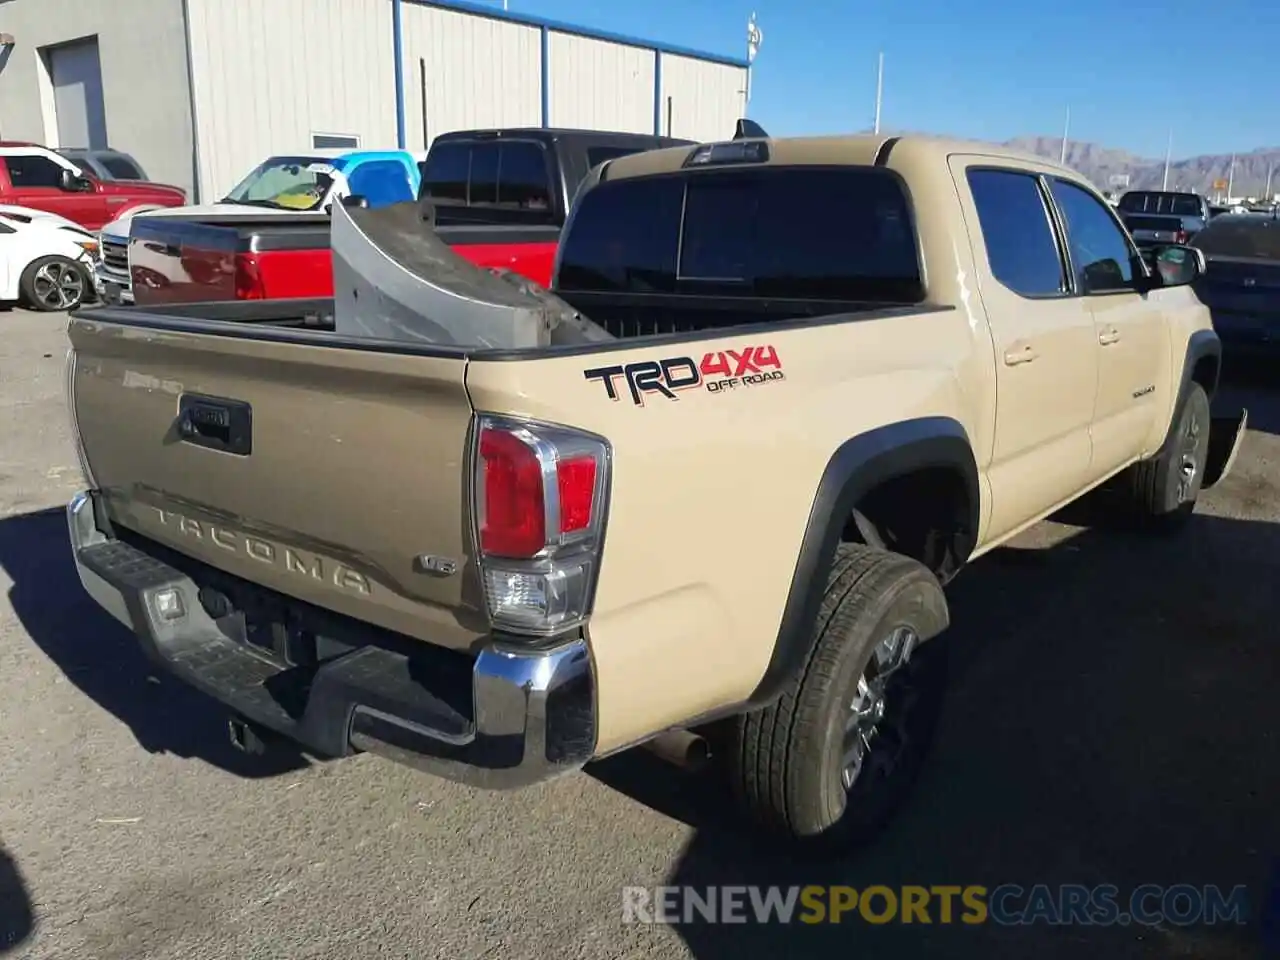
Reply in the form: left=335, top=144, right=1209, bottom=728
left=0, top=0, right=750, bottom=202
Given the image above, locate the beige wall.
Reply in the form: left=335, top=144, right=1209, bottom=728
left=185, top=0, right=398, bottom=201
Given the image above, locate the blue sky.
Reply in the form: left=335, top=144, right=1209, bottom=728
left=515, top=0, right=1279, bottom=160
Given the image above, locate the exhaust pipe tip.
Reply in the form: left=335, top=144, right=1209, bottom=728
left=642, top=729, right=711, bottom=773
left=227, top=716, right=269, bottom=755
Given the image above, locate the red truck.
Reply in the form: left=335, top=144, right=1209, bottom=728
left=0, top=143, right=186, bottom=230
left=126, top=128, right=690, bottom=305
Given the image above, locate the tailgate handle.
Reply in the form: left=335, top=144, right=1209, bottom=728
left=176, top=394, right=253, bottom=456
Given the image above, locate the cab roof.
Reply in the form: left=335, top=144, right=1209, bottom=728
left=595, top=133, right=1074, bottom=182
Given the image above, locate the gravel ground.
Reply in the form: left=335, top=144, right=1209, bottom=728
left=0, top=307, right=1276, bottom=959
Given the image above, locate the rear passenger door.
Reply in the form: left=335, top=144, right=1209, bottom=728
left=1045, top=177, right=1168, bottom=473
left=953, top=161, right=1099, bottom=541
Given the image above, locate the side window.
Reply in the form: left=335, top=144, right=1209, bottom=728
left=347, top=160, right=414, bottom=206
left=5, top=154, right=66, bottom=188
left=497, top=142, right=551, bottom=211
left=101, top=156, right=143, bottom=180
left=420, top=143, right=470, bottom=204
left=1049, top=178, right=1135, bottom=293
left=966, top=169, right=1066, bottom=297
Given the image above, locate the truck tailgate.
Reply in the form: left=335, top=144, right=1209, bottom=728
left=66, top=316, right=486, bottom=651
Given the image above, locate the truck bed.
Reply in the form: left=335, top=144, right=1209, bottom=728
left=129, top=209, right=562, bottom=305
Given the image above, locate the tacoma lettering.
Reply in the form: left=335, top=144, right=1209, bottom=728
left=154, top=508, right=371, bottom=595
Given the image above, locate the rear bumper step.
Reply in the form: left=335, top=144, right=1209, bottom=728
left=67, top=490, right=596, bottom=789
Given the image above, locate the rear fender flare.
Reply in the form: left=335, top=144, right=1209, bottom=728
left=747, top=416, right=979, bottom=707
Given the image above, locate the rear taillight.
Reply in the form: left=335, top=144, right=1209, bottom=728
left=474, top=414, right=610, bottom=637
left=234, top=253, right=266, bottom=300
left=1175, top=229, right=1189, bottom=244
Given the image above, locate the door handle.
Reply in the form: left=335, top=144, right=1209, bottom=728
left=1003, top=343, right=1038, bottom=366
left=1099, top=327, right=1121, bottom=346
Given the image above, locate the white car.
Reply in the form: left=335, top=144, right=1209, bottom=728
left=0, top=206, right=99, bottom=311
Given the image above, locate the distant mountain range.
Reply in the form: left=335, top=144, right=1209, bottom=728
left=855, top=128, right=1280, bottom=198
left=1004, top=137, right=1280, bottom=198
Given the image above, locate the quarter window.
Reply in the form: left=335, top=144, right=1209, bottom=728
left=966, top=169, right=1066, bottom=297
left=1049, top=178, right=1135, bottom=293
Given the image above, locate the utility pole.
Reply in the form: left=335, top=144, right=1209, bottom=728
left=745, top=13, right=762, bottom=116
left=1227, top=153, right=1236, bottom=199
left=1162, top=128, right=1173, bottom=190
left=873, top=52, right=884, bottom=134
left=1267, top=161, right=1275, bottom=200
left=1059, top=106, right=1070, bottom=164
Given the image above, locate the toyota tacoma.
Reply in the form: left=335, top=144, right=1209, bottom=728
left=63, top=131, right=1246, bottom=854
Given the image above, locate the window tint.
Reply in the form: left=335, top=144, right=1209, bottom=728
left=421, top=144, right=469, bottom=204
left=557, top=177, right=683, bottom=293
left=346, top=160, right=414, bottom=206
left=498, top=142, right=551, bottom=209
left=557, top=167, right=923, bottom=302
left=1049, top=178, right=1135, bottom=293
left=1167, top=194, right=1203, bottom=216
left=5, top=155, right=65, bottom=189
left=1118, top=191, right=1203, bottom=217
left=468, top=143, right=500, bottom=205
left=100, top=156, right=143, bottom=179
left=420, top=141, right=551, bottom=212
left=966, top=169, right=1066, bottom=297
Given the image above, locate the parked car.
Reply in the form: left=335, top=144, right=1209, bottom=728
left=55, top=148, right=150, bottom=182
left=0, top=206, right=98, bottom=311
left=1191, top=210, right=1280, bottom=357
left=0, top=142, right=185, bottom=231
left=95, top=148, right=424, bottom=305
left=64, top=129, right=1246, bottom=853
left=120, top=128, right=692, bottom=306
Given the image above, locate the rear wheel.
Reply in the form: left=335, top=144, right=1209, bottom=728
left=729, top=543, right=950, bottom=856
left=20, top=256, right=89, bottom=312
left=1127, top=382, right=1211, bottom=531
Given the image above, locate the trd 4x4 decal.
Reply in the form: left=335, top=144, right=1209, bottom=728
left=584, top=346, right=785, bottom=406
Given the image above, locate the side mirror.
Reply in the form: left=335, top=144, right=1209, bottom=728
left=58, top=169, right=92, bottom=192
left=1148, top=244, right=1206, bottom=288
left=340, top=194, right=368, bottom=209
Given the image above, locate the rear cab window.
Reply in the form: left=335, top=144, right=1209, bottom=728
left=556, top=166, right=924, bottom=304
left=100, top=155, right=144, bottom=180
left=419, top=140, right=555, bottom=222
left=1117, top=191, right=1203, bottom=216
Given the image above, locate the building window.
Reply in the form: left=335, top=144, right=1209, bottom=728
left=312, top=133, right=360, bottom=150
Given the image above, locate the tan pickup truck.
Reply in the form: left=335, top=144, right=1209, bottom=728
left=64, top=132, right=1246, bottom=855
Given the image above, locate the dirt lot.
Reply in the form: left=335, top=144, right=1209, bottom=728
left=0, top=307, right=1276, bottom=960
